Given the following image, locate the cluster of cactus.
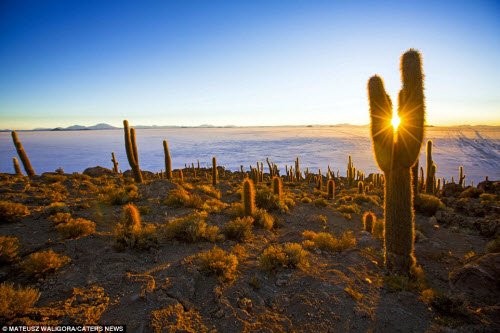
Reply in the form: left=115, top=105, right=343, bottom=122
left=295, top=157, right=302, bottom=181
left=425, top=140, right=437, bottom=194
left=242, top=178, right=256, bottom=216
left=368, top=49, right=425, bottom=274
left=163, top=141, right=173, bottom=180
left=123, top=120, right=143, bottom=183
left=249, top=162, right=264, bottom=184
left=371, top=173, right=384, bottom=188
left=11, top=131, right=36, bottom=177
left=266, top=158, right=279, bottom=178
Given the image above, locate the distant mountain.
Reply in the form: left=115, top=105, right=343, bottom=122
left=47, top=123, right=119, bottom=131
left=87, top=123, right=118, bottom=130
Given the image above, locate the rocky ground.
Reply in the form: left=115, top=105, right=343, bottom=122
left=0, top=167, right=498, bottom=332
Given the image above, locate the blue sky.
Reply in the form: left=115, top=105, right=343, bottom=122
left=0, top=0, right=499, bottom=129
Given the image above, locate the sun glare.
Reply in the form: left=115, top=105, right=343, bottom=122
left=391, top=114, right=401, bottom=132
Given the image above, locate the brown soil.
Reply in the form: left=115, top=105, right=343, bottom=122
left=0, top=170, right=498, bottom=332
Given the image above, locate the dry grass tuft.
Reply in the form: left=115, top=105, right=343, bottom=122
left=21, top=249, right=70, bottom=276
left=414, top=194, right=445, bottom=216
left=302, top=230, right=356, bottom=252
left=0, top=282, right=40, bottom=319
left=162, top=211, right=220, bottom=243
left=56, top=217, right=96, bottom=239
left=259, top=242, right=309, bottom=271
left=254, top=208, right=274, bottom=230
left=223, top=217, right=254, bottom=241
left=164, top=188, right=203, bottom=208
left=194, top=246, right=238, bottom=281
left=45, top=202, right=70, bottom=215
left=0, top=235, right=20, bottom=263
left=150, top=303, right=209, bottom=333
left=49, top=212, right=72, bottom=225
left=0, top=200, right=29, bottom=223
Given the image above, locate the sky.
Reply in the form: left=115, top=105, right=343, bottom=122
left=0, top=0, right=499, bottom=129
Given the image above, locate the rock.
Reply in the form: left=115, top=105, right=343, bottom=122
left=449, top=253, right=500, bottom=306
left=477, top=178, right=500, bottom=194
left=83, top=166, right=114, bottom=177
left=123, top=169, right=156, bottom=180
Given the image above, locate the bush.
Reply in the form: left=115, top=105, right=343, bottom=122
left=21, top=249, right=70, bottom=276
left=486, top=236, right=500, bottom=253
left=196, top=185, right=221, bottom=199
left=313, top=198, right=329, bottom=207
left=373, top=218, right=385, bottom=239
left=0, top=200, right=29, bottom=223
left=114, top=223, right=157, bottom=250
left=45, top=202, right=70, bottom=215
left=259, top=242, right=309, bottom=271
left=254, top=209, right=274, bottom=230
left=150, top=304, right=208, bottom=333
left=223, top=217, right=254, bottom=241
left=256, top=187, right=288, bottom=212
left=353, top=194, right=381, bottom=206
left=194, top=247, right=238, bottom=281
left=103, top=184, right=139, bottom=205
left=414, top=194, right=445, bottom=216
left=337, top=203, right=361, bottom=215
left=302, top=230, right=356, bottom=252
left=459, top=187, right=483, bottom=199
left=0, top=282, right=40, bottom=319
left=49, top=212, right=72, bottom=225
left=56, top=218, right=96, bottom=239
left=163, top=211, right=219, bottom=242
left=0, top=236, right=19, bottom=263
left=164, top=188, right=203, bottom=208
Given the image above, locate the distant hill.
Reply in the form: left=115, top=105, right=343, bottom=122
left=48, top=123, right=119, bottom=131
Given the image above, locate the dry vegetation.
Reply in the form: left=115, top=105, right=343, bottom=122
left=0, top=169, right=498, bottom=331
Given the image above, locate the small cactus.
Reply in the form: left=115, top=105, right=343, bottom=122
left=123, top=203, right=141, bottom=233
left=425, top=140, right=434, bottom=194
left=327, top=179, right=336, bottom=199
left=11, top=131, right=35, bottom=177
left=212, top=157, right=218, bottom=186
left=163, top=140, right=172, bottom=180
left=458, top=166, right=465, bottom=188
left=242, top=178, right=256, bottom=217
left=272, top=176, right=283, bottom=199
left=363, top=212, right=376, bottom=233
left=111, top=152, right=119, bottom=173
left=358, top=181, right=364, bottom=194
left=123, top=120, right=143, bottom=183
left=12, top=157, right=22, bottom=176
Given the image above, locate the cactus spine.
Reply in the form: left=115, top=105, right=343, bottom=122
left=368, top=49, right=425, bottom=274
left=12, top=157, right=23, bottom=176
left=123, top=120, right=143, bottom=183
left=411, top=160, right=419, bottom=195
left=212, top=157, right=218, bottom=186
left=163, top=140, right=172, bottom=180
left=242, top=178, right=256, bottom=217
left=425, top=140, right=435, bottom=194
left=11, top=131, right=35, bottom=177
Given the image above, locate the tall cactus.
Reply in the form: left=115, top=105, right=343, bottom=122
left=425, top=140, right=434, bottom=194
left=11, top=131, right=36, bottom=177
left=327, top=179, right=336, bottom=200
left=123, top=120, right=143, bottom=183
left=458, top=166, right=465, bottom=188
left=163, top=140, right=172, bottom=180
left=368, top=49, right=425, bottom=274
left=242, top=178, right=256, bottom=217
left=12, top=157, right=23, bottom=176
left=272, top=176, right=283, bottom=199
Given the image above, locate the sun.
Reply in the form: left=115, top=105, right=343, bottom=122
left=391, top=114, right=401, bottom=132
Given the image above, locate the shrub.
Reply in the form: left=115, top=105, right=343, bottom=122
left=353, top=194, right=381, bottom=206
left=223, top=217, right=254, bottom=241
left=150, top=304, right=209, bottom=333
left=302, top=230, right=356, bottom=252
left=0, top=236, right=19, bottom=263
left=256, top=188, right=282, bottom=211
left=414, top=194, right=445, bottom=216
left=194, top=247, right=238, bottom=281
left=0, top=200, right=29, bottom=223
left=56, top=218, right=96, bottom=239
left=45, top=202, right=70, bottom=215
left=313, top=198, right=329, bottom=207
left=103, top=184, right=139, bottom=205
left=196, top=185, right=221, bottom=199
left=373, top=218, right=385, bottom=239
left=259, top=242, right=309, bottom=271
left=0, top=283, right=40, bottom=319
left=337, top=203, right=361, bottom=215
left=21, top=249, right=70, bottom=276
left=254, top=208, right=274, bottom=230
left=49, top=212, right=72, bottom=225
left=164, top=188, right=203, bottom=208
left=114, top=204, right=157, bottom=250
left=486, top=236, right=500, bottom=253
left=459, top=187, right=483, bottom=199
left=163, top=211, right=219, bottom=242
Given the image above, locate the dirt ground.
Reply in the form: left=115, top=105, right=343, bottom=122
left=0, top=168, right=498, bottom=332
